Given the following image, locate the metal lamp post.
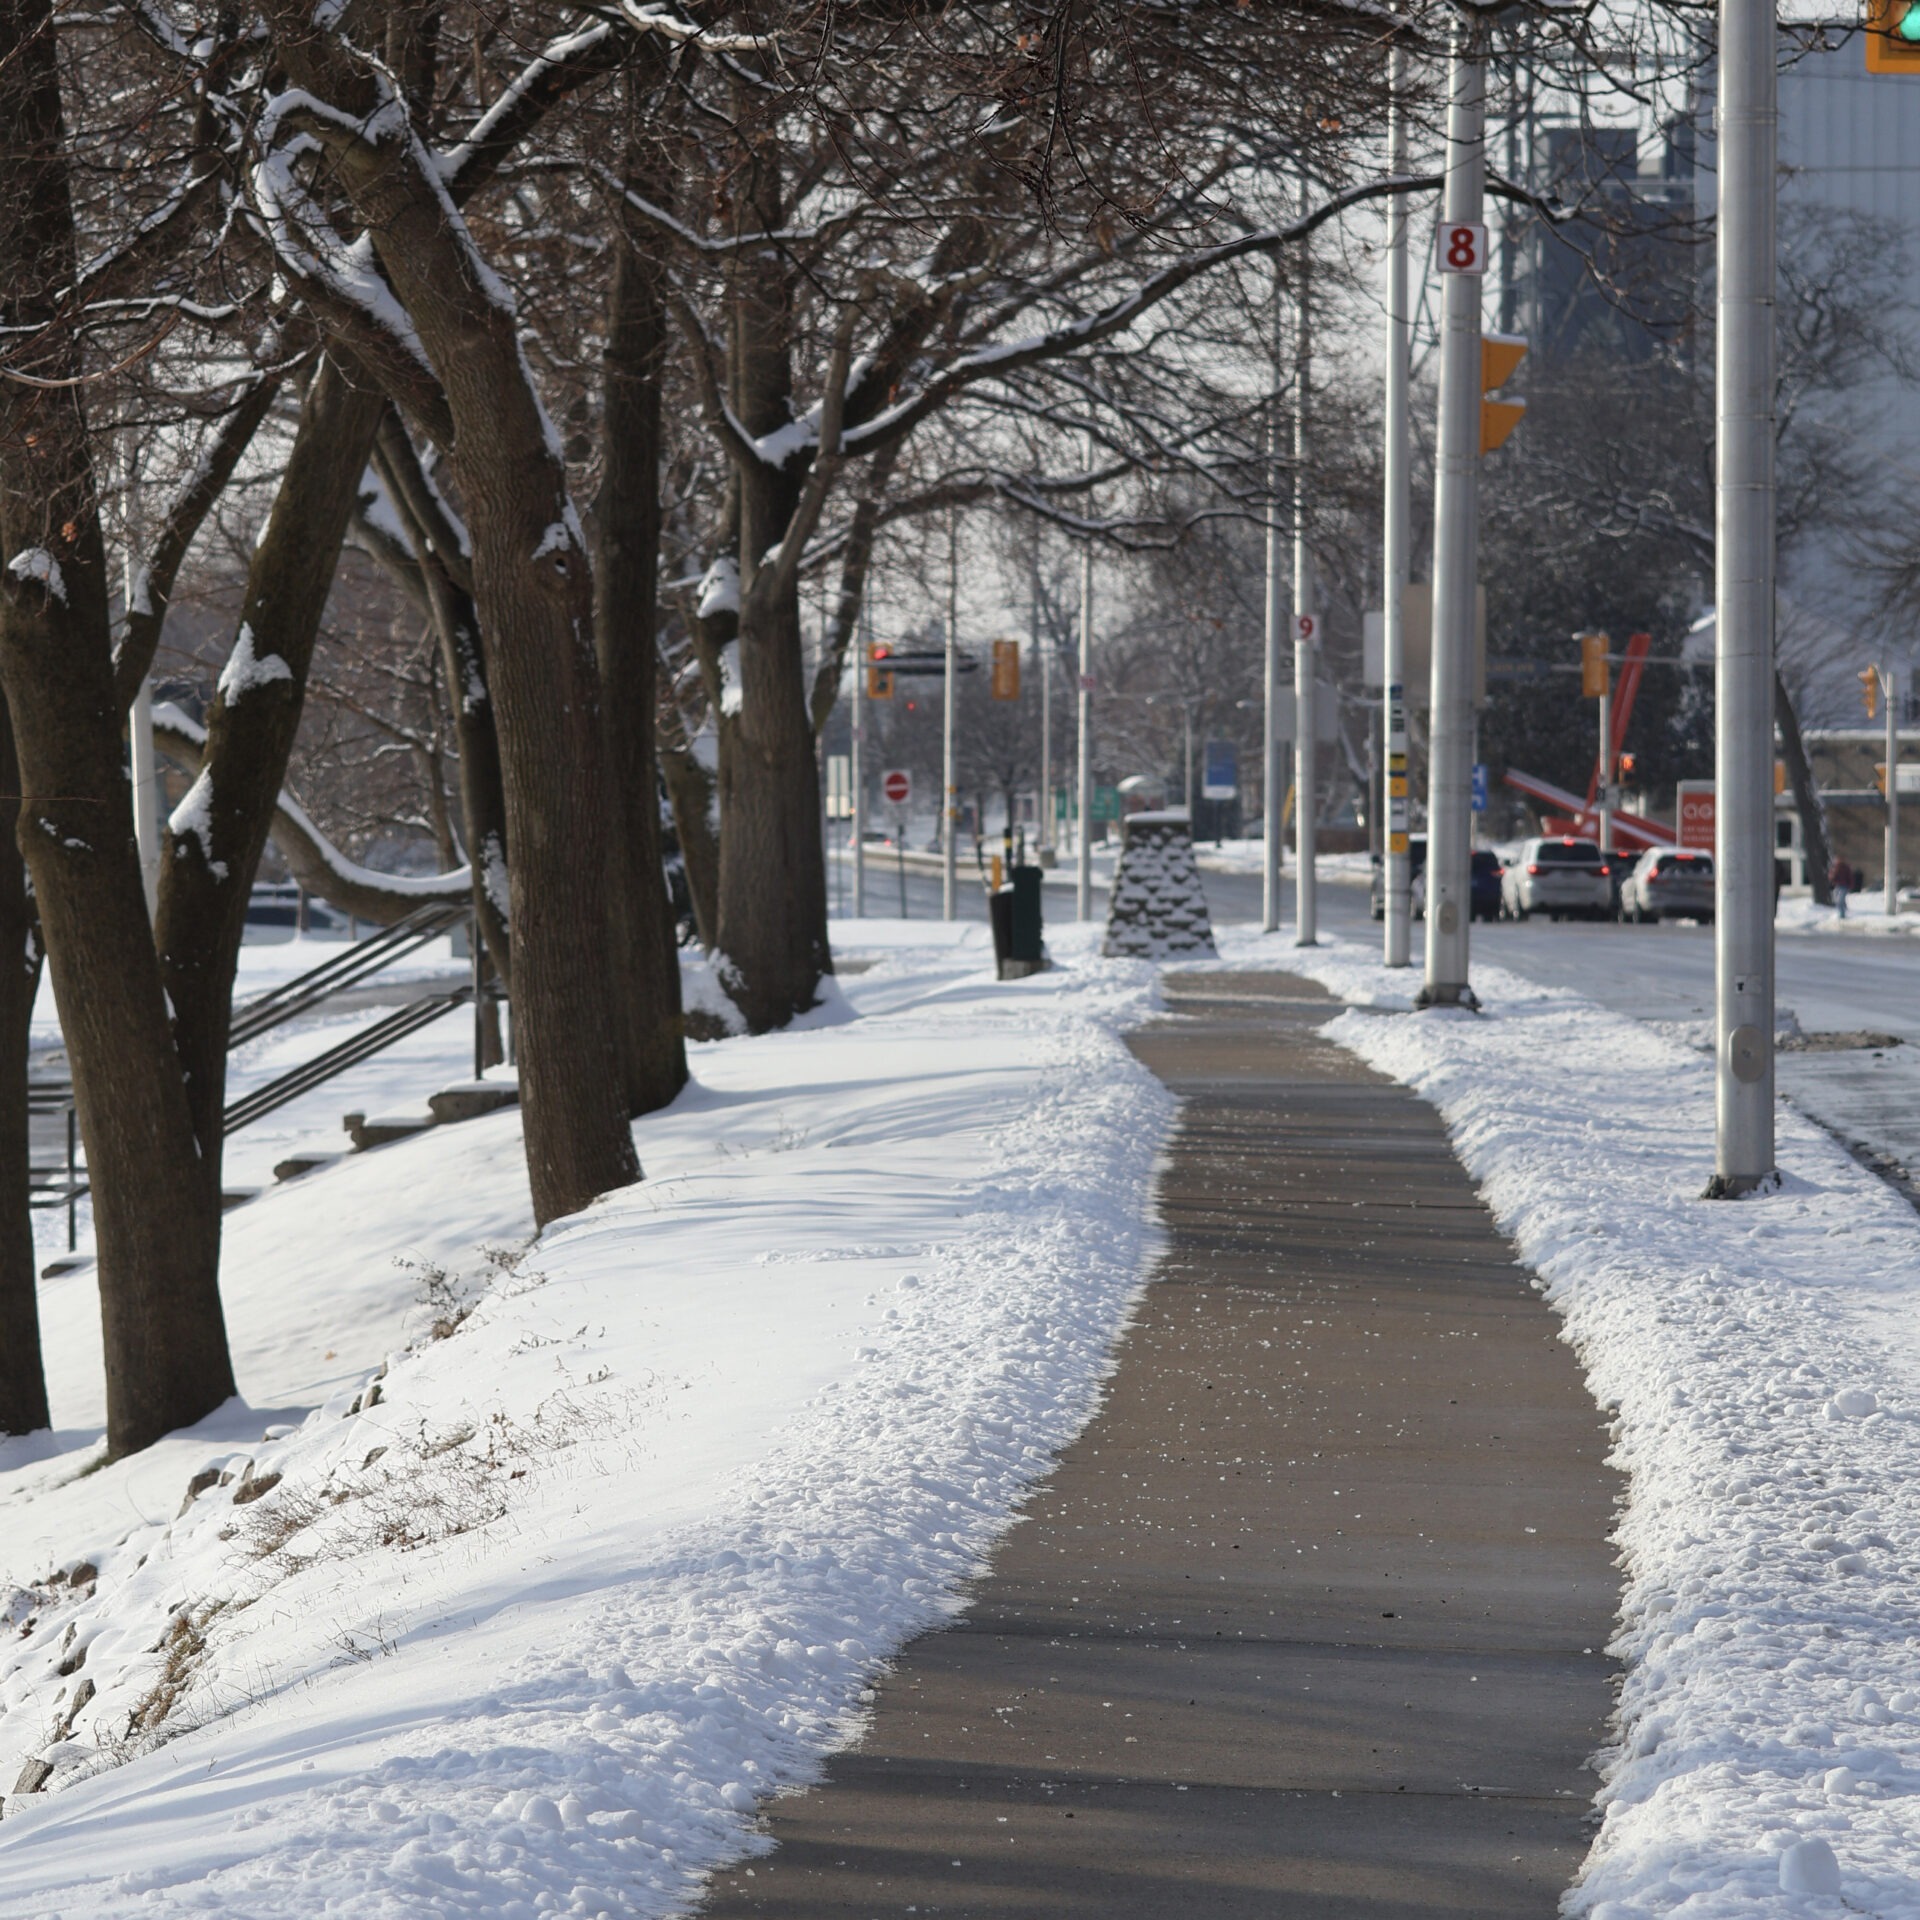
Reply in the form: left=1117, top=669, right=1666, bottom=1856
left=1418, top=15, right=1485, bottom=1009
left=1708, top=0, right=1777, bottom=1192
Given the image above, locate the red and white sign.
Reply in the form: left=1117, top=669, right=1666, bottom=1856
left=1437, top=221, right=1488, bottom=276
left=1295, top=612, right=1318, bottom=645
left=881, top=768, right=912, bottom=807
left=1676, top=780, right=1715, bottom=851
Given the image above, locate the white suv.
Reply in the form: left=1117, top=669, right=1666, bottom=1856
left=1501, top=836, right=1612, bottom=921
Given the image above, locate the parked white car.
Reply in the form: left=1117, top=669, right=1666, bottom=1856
left=1500, top=836, right=1612, bottom=921
left=1620, top=847, right=1714, bottom=923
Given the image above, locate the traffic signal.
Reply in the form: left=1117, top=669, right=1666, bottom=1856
left=990, top=638, right=1020, bottom=701
left=1862, top=666, right=1881, bottom=718
left=1579, top=631, right=1610, bottom=699
left=866, top=642, right=894, bottom=701
left=1619, top=753, right=1636, bottom=778
left=1481, top=332, right=1527, bottom=454
left=1866, top=0, right=1920, bottom=72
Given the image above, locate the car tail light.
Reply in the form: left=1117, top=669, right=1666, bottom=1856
left=1526, top=863, right=1541, bottom=875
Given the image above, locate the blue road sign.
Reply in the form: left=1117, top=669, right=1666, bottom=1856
left=1202, top=738, right=1238, bottom=800
left=1470, top=762, right=1489, bottom=812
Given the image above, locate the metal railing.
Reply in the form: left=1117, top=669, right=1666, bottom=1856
left=222, top=986, right=475, bottom=1133
left=228, top=901, right=469, bottom=1046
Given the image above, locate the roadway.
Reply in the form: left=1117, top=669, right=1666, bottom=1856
left=831, top=851, right=1920, bottom=1194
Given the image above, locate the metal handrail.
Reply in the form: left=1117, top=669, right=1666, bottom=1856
left=222, top=987, right=472, bottom=1134
left=229, top=901, right=469, bottom=1046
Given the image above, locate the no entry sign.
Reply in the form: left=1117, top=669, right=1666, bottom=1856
left=882, top=768, right=912, bottom=807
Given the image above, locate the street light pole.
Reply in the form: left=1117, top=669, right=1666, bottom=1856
left=852, top=606, right=868, bottom=918
left=943, top=511, right=960, bottom=921
left=1293, top=166, right=1319, bottom=947
left=1597, top=681, right=1613, bottom=858
left=1077, top=430, right=1095, bottom=921
left=1709, top=0, right=1777, bottom=1192
left=1262, top=260, right=1285, bottom=935
left=1419, top=15, right=1484, bottom=1008
left=1886, top=664, right=1900, bottom=916
left=1382, top=40, right=1413, bottom=968
left=1034, top=551, right=1052, bottom=860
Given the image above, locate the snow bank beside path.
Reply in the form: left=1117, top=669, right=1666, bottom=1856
left=1214, top=925, right=1920, bottom=1918
left=0, top=930, right=1170, bottom=1918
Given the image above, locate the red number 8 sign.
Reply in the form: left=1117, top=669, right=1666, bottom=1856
left=1437, top=222, right=1487, bottom=275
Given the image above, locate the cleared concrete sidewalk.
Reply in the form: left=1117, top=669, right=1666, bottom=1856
left=700, top=971, right=1619, bottom=1918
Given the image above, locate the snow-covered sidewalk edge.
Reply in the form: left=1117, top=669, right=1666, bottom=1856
left=1203, top=925, right=1920, bottom=1917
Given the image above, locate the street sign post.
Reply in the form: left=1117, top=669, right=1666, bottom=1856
left=1418, top=14, right=1487, bottom=1010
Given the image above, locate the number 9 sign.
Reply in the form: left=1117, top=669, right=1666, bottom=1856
left=1437, top=221, right=1487, bottom=275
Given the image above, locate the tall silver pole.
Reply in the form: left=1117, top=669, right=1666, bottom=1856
left=1077, top=432, right=1095, bottom=920
left=943, top=512, right=959, bottom=920
left=1383, top=43, right=1413, bottom=968
left=1262, top=262, right=1286, bottom=935
left=1710, top=0, right=1776, bottom=1192
left=1035, top=552, right=1052, bottom=858
left=1597, top=682, right=1613, bottom=857
left=1293, top=170, right=1319, bottom=947
left=1886, top=665, right=1899, bottom=915
left=1419, top=18, right=1484, bottom=1009
left=852, top=607, right=868, bottom=918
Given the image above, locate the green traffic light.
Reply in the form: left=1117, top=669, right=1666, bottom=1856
left=1900, top=2, right=1920, bottom=41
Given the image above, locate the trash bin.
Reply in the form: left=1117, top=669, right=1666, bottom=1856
left=995, top=864, right=1045, bottom=979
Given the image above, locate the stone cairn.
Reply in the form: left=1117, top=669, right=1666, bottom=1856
left=1102, top=810, right=1217, bottom=959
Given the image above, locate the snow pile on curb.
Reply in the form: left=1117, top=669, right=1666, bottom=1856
left=1776, top=892, right=1920, bottom=940
left=1213, top=925, right=1920, bottom=1917
left=0, top=930, right=1170, bottom=1917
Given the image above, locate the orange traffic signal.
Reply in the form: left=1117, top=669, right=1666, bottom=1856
left=1862, top=666, right=1881, bottom=719
left=990, top=638, right=1020, bottom=701
left=1579, top=631, right=1610, bottom=699
left=1866, top=0, right=1920, bottom=72
left=866, top=642, right=894, bottom=701
left=1481, top=332, right=1527, bottom=455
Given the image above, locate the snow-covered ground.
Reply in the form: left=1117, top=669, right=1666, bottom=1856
left=0, top=922, right=1174, bottom=1917
left=1776, top=890, right=1920, bottom=939
left=11, top=915, right=1920, bottom=1917
left=1192, top=838, right=1374, bottom=884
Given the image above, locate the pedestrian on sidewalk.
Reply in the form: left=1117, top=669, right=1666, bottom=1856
left=1831, top=856, right=1854, bottom=919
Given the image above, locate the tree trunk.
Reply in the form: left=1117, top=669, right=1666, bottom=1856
left=371, top=414, right=513, bottom=992
left=0, top=0, right=232, bottom=1458
left=1775, top=669, right=1833, bottom=906
left=712, top=141, right=831, bottom=1031
left=0, top=698, right=48, bottom=1435
left=593, top=126, right=686, bottom=1115
left=658, top=699, right=719, bottom=950
left=280, top=63, right=639, bottom=1220
left=715, top=578, right=832, bottom=1029
left=154, top=357, right=386, bottom=1188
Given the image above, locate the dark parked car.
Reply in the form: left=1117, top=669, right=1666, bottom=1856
left=1370, top=840, right=1501, bottom=922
